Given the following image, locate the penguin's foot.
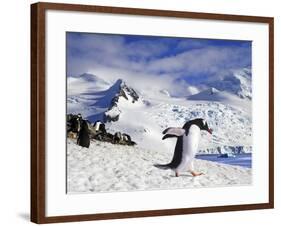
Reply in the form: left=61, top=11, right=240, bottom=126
left=190, top=171, right=204, bottom=177
left=175, top=172, right=179, bottom=177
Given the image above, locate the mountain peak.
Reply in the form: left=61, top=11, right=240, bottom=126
left=114, top=78, right=124, bottom=86
left=207, top=67, right=252, bottom=100
left=108, top=79, right=139, bottom=102
left=209, top=87, right=219, bottom=95
left=187, top=87, right=226, bottom=102
left=77, top=73, right=99, bottom=80
left=104, top=79, right=139, bottom=122
left=72, top=73, right=110, bottom=87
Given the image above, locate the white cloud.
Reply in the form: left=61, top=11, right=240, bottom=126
left=146, top=46, right=250, bottom=76
left=67, top=33, right=251, bottom=97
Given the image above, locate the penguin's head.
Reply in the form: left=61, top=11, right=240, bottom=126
left=197, top=118, right=213, bottom=134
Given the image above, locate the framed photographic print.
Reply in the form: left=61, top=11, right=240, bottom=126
left=31, top=2, right=274, bottom=224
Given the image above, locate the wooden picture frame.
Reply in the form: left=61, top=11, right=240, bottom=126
left=31, top=2, right=274, bottom=224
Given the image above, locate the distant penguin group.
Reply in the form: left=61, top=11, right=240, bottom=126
left=154, top=118, right=213, bottom=177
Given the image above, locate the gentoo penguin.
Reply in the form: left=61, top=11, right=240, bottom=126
left=114, top=132, right=122, bottom=144
left=93, top=120, right=107, bottom=134
left=154, top=118, right=212, bottom=177
left=77, top=120, right=90, bottom=148
left=93, top=120, right=101, bottom=132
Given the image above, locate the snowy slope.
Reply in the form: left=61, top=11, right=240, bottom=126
left=101, top=89, right=252, bottom=154
left=187, top=87, right=251, bottom=113
left=68, top=74, right=118, bottom=122
left=67, top=71, right=252, bottom=155
left=67, top=139, right=251, bottom=193
left=67, top=75, right=141, bottom=122
left=68, top=73, right=110, bottom=95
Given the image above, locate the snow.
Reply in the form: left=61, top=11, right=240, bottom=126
left=159, top=89, right=171, bottom=97
left=104, top=106, right=121, bottom=119
left=187, top=87, right=251, bottom=111
left=106, top=98, right=252, bottom=154
left=67, top=76, right=122, bottom=122
left=67, top=71, right=252, bottom=193
left=186, top=85, right=200, bottom=95
left=207, top=68, right=252, bottom=99
left=67, top=139, right=251, bottom=193
left=67, top=73, right=110, bottom=95
left=67, top=71, right=252, bottom=155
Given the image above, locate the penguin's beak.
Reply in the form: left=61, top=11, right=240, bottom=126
left=207, top=128, right=213, bottom=134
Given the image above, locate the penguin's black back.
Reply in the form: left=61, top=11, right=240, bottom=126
left=77, top=120, right=90, bottom=148
left=167, top=136, right=183, bottom=169
left=168, top=121, right=193, bottom=168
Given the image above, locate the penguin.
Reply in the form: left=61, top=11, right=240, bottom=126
left=93, top=120, right=101, bottom=132
left=154, top=118, right=212, bottom=177
left=114, top=132, right=122, bottom=144
left=77, top=120, right=90, bottom=148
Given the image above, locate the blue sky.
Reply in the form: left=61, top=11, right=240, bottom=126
left=67, top=32, right=251, bottom=96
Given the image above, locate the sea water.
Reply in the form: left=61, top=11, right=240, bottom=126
left=196, top=153, right=252, bottom=168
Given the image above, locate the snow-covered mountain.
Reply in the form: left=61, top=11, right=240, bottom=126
left=104, top=79, right=139, bottom=122
left=67, top=76, right=140, bottom=122
left=188, top=87, right=230, bottom=101
left=187, top=87, right=251, bottom=111
left=68, top=73, right=110, bottom=95
left=207, top=68, right=252, bottom=100
left=67, top=71, right=252, bottom=154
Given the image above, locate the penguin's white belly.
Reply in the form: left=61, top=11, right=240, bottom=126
left=94, top=122, right=101, bottom=131
left=177, top=125, right=201, bottom=171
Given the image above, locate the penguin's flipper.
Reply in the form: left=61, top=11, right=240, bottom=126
left=162, top=134, right=178, bottom=140
left=162, top=127, right=185, bottom=136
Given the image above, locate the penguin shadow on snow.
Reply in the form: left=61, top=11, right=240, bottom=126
left=169, top=174, right=193, bottom=178
left=168, top=172, right=205, bottom=178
